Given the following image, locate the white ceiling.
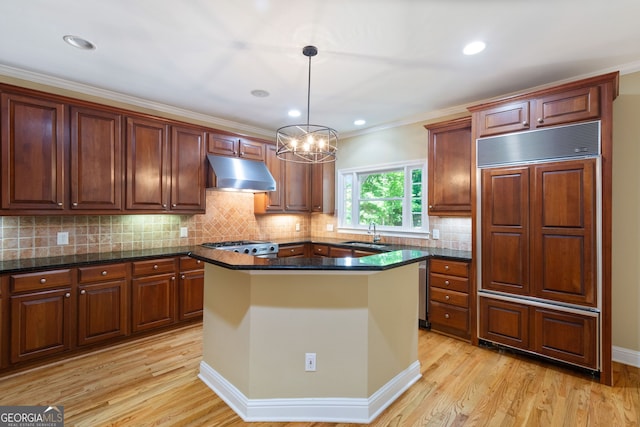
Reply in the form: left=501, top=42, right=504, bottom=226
left=1, top=0, right=640, bottom=138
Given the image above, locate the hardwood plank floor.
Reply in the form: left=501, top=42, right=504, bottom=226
left=1, top=323, right=638, bottom=426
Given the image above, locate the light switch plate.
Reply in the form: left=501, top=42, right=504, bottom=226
left=326, top=224, right=334, bottom=232
left=180, top=227, right=188, bottom=238
left=432, top=229, right=440, bottom=240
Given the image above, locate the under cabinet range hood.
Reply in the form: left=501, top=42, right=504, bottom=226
left=207, top=154, right=276, bottom=192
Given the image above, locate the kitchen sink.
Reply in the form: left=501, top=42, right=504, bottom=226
left=342, top=241, right=390, bottom=250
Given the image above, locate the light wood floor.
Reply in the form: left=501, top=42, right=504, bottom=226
left=1, top=322, right=638, bottom=426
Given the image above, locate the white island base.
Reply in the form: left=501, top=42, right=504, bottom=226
left=198, top=263, right=421, bottom=423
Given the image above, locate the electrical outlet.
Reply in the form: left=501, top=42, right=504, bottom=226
left=295, top=223, right=300, bottom=232
left=180, top=227, right=188, bottom=238
left=57, top=231, right=69, bottom=245
left=432, top=229, right=440, bottom=240
left=305, top=353, right=316, bottom=372
left=326, top=223, right=334, bottom=232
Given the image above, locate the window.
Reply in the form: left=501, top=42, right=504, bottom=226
left=338, top=161, right=427, bottom=235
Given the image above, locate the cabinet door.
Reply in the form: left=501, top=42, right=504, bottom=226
left=427, top=118, right=472, bottom=216
left=10, top=288, right=72, bottom=363
left=476, top=101, right=531, bottom=137
left=284, top=161, right=310, bottom=212
left=131, top=273, right=176, bottom=332
left=77, top=279, right=128, bottom=346
left=531, top=160, right=596, bottom=306
left=70, top=106, right=123, bottom=210
left=207, top=132, right=238, bottom=157
left=328, top=246, right=353, bottom=258
left=481, top=166, right=530, bottom=295
left=170, top=125, right=206, bottom=212
left=1, top=93, right=65, bottom=210
left=533, top=308, right=597, bottom=369
left=126, top=117, right=170, bottom=210
left=479, top=297, right=530, bottom=350
left=257, top=144, right=285, bottom=212
left=533, top=86, right=600, bottom=129
left=238, top=139, right=264, bottom=160
left=179, top=269, right=204, bottom=320
left=311, top=161, right=335, bottom=213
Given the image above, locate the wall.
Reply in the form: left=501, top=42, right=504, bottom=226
left=612, top=71, right=640, bottom=356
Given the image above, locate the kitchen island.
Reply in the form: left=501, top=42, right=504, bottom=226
left=188, top=247, right=466, bottom=423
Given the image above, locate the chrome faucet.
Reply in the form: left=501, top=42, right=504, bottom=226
left=368, top=221, right=381, bottom=243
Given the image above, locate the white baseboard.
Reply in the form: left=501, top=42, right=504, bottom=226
left=613, top=346, right=640, bottom=368
left=198, top=360, right=421, bottom=423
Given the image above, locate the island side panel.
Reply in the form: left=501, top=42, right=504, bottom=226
left=202, top=264, right=252, bottom=394
left=367, top=264, right=420, bottom=395
left=248, top=272, right=370, bottom=399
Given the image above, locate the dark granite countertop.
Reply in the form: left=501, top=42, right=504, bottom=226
left=0, top=239, right=471, bottom=274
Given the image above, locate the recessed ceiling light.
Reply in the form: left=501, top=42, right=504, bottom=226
left=288, top=109, right=301, bottom=118
left=63, top=35, right=96, bottom=50
left=354, top=119, right=366, bottom=126
left=463, top=41, right=485, bottom=55
left=250, top=89, right=270, bottom=98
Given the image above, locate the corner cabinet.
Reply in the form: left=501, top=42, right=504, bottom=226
left=425, top=117, right=472, bottom=216
left=1, top=92, right=66, bottom=211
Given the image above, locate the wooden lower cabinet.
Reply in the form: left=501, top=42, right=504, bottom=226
left=178, top=257, right=204, bottom=321
left=328, top=246, right=353, bottom=258
left=428, top=258, right=471, bottom=341
left=131, top=258, right=177, bottom=333
left=278, top=243, right=308, bottom=258
left=77, top=263, right=129, bottom=346
left=479, top=296, right=598, bottom=370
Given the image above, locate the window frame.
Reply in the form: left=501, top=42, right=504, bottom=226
left=337, top=160, right=429, bottom=238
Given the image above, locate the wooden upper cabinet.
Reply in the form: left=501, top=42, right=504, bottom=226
left=533, top=86, right=599, bottom=128
left=476, top=101, right=531, bottom=137
left=284, top=160, right=310, bottom=212
left=1, top=93, right=65, bottom=210
left=125, top=117, right=170, bottom=211
left=255, top=144, right=284, bottom=213
left=426, top=117, right=472, bottom=216
left=70, top=106, right=123, bottom=210
left=170, top=125, right=206, bottom=212
left=207, top=132, right=263, bottom=161
left=473, top=85, right=601, bottom=138
left=311, top=161, right=335, bottom=213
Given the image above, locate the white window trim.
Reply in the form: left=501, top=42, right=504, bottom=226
left=337, top=160, right=429, bottom=239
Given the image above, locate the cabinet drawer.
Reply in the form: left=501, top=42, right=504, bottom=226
left=430, top=301, right=469, bottom=331
left=78, top=263, right=127, bottom=284
left=11, top=269, right=73, bottom=293
left=278, top=244, right=306, bottom=257
left=179, top=256, right=203, bottom=271
left=329, top=246, right=353, bottom=258
left=132, top=258, right=176, bottom=277
left=312, top=244, right=329, bottom=256
left=430, top=259, right=469, bottom=277
left=430, top=287, right=468, bottom=308
left=429, top=273, right=469, bottom=293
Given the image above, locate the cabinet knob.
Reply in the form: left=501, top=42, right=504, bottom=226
left=290, top=249, right=295, bottom=252
left=522, top=121, right=529, bottom=126
left=162, top=204, right=167, bottom=208
left=181, top=274, right=185, bottom=279
left=444, top=313, right=450, bottom=319
left=80, top=289, right=86, bottom=295
left=428, top=205, right=433, bottom=209
left=445, top=295, right=450, bottom=300
left=537, top=118, right=543, bottom=124
left=444, top=280, right=450, bottom=285
left=57, top=202, right=63, bottom=207
left=72, top=202, right=78, bottom=207
left=101, top=270, right=107, bottom=276
left=40, top=278, right=47, bottom=284
left=444, top=265, right=450, bottom=270
left=171, top=276, right=176, bottom=281
left=153, top=264, right=158, bottom=270
left=196, top=260, right=201, bottom=264
left=65, top=292, right=71, bottom=298
left=172, top=203, right=177, bottom=207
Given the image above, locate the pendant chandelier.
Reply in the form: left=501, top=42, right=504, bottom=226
left=276, top=45, right=338, bottom=164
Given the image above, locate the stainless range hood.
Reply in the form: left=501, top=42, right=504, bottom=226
left=207, top=154, right=276, bottom=192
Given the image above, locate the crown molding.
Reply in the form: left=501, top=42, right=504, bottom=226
left=0, top=64, right=275, bottom=139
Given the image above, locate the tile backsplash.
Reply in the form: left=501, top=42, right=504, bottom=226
left=0, top=191, right=470, bottom=261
